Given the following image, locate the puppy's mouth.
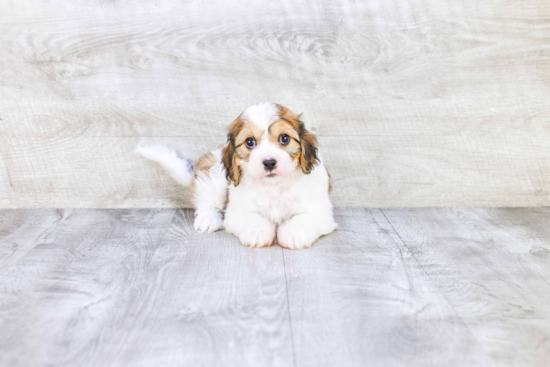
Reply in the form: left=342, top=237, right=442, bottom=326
left=266, top=173, right=277, bottom=178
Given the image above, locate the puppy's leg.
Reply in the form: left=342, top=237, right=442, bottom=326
left=224, top=212, right=276, bottom=248
left=278, top=213, right=337, bottom=250
left=191, top=150, right=227, bottom=233
left=136, top=144, right=227, bottom=232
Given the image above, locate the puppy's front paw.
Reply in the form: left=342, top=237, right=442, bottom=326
left=239, top=226, right=276, bottom=248
left=277, top=222, right=317, bottom=250
left=194, top=210, right=223, bottom=233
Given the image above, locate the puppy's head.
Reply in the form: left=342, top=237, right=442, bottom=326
left=222, top=102, right=318, bottom=186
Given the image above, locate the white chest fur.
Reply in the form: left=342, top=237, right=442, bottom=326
left=249, top=180, right=301, bottom=225
left=225, top=163, right=331, bottom=226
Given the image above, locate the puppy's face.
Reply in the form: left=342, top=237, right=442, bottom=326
left=222, top=102, right=318, bottom=186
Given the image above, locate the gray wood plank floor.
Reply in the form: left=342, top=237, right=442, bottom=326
left=0, top=208, right=549, bottom=366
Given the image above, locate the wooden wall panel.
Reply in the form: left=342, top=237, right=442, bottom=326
left=0, top=145, right=14, bottom=207
left=1, top=0, right=549, bottom=207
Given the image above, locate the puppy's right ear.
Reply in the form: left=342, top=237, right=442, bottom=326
left=222, top=116, right=244, bottom=186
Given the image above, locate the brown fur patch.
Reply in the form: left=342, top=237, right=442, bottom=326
left=222, top=113, right=270, bottom=186
left=234, top=122, right=264, bottom=162
left=268, top=120, right=301, bottom=157
left=188, top=151, right=219, bottom=195
left=223, top=114, right=266, bottom=185
left=325, top=165, right=333, bottom=193
left=222, top=115, right=244, bottom=186
left=275, top=104, right=319, bottom=174
left=194, top=151, right=218, bottom=173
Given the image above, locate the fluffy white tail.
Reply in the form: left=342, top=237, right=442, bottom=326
left=134, top=145, right=194, bottom=187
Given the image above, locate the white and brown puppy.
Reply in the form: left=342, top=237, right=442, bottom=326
left=135, top=101, right=337, bottom=249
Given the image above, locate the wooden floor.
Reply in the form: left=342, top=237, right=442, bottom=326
left=1, top=208, right=549, bottom=367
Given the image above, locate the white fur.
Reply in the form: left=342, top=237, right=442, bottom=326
left=241, top=101, right=280, bottom=130
left=135, top=145, right=226, bottom=232
left=136, top=102, right=337, bottom=249
left=223, top=157, right=336, bottom=249
left=134, top=145, right=194, bottom=187
left=192, top=149, right=226, bottom=233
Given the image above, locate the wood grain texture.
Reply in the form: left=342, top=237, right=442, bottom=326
left=0, top=209, right=62, bottom=275
left=1, top=208, right=550, bottom=366
left=0, top=209, right=177, bottom=367
left=126, top=209, right=293, bottom=367
left=0, top=209, right=292, bottom=367
left=381, top=207, right=550, bottom=366
left=2, top=134, right=550, bottom=208
left=1, top=0, right=550, bottom=207
left=283, top=208, right=488, bottom=367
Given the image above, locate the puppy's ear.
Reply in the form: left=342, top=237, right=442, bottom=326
left=222, top=116, right=243, bottom=186
left=297, top=119, right=319, bottom=174
left=276, top=104, right=319, bottom=174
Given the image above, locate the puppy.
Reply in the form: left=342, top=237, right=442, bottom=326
left=135, top=102, right=337, bottom=249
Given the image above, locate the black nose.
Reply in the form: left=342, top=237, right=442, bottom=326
left=263, top=158, right=277, bottom=171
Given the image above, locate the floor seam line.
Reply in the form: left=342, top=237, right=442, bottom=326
left=378, top=208, right=485, bottom=349
left=281, top=247, right=298, bottom=367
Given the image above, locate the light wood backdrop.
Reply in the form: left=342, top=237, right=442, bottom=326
left=1, top=0, right=549, bottom=208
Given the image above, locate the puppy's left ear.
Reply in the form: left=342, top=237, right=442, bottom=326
left=297, top=117, right=319, bottom=174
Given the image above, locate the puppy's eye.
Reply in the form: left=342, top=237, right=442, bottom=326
left=279, top=134, right=290, bottom=146
left=245, top=137, right=256, bottom=149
